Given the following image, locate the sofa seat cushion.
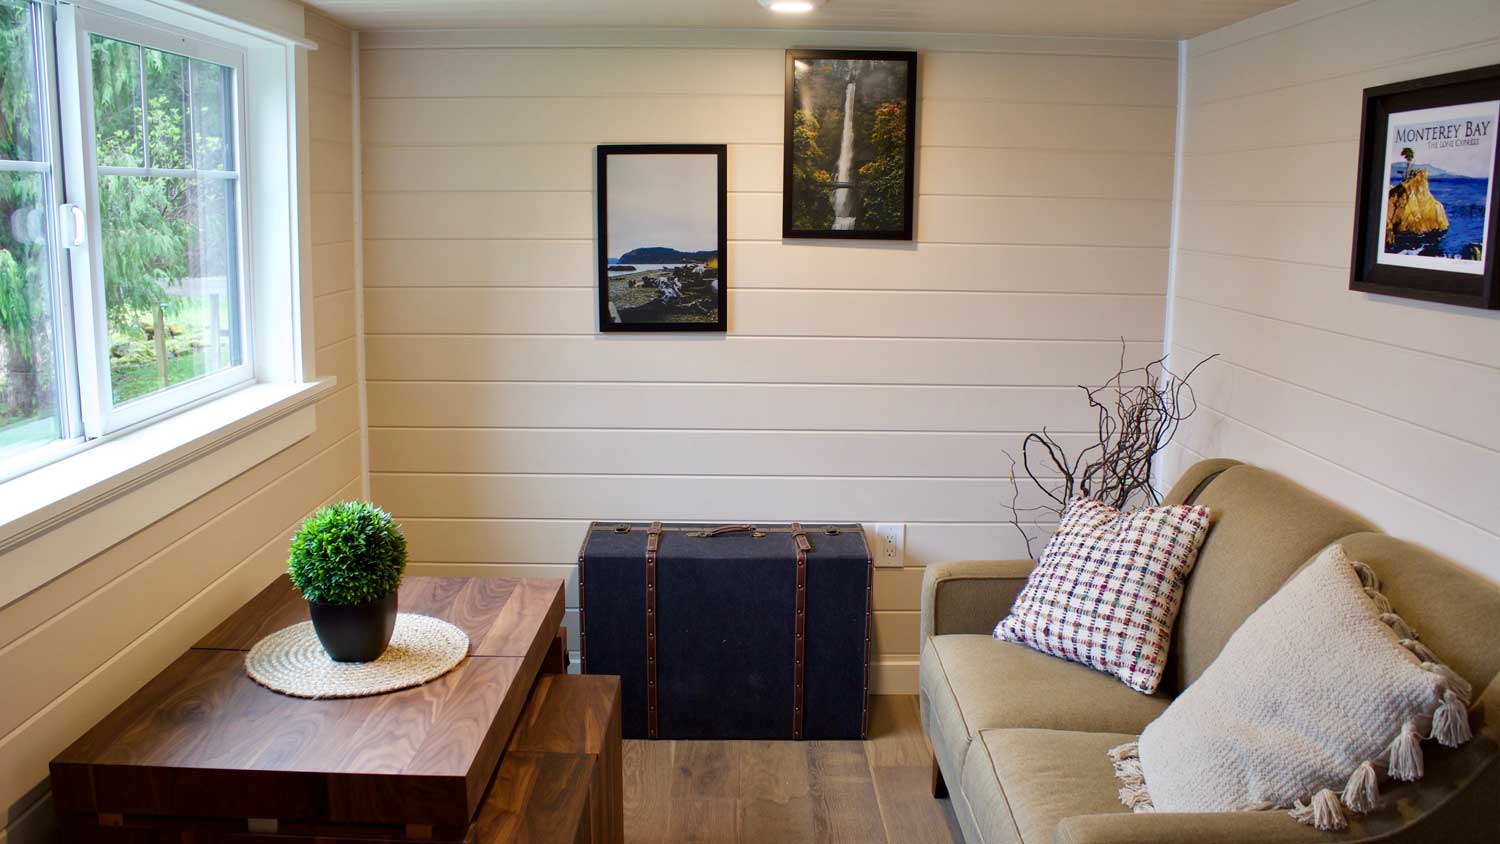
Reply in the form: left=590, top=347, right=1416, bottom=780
left=921, top=634, right=1171, bottom=781
left=961, top=728, right=1134, bottom=844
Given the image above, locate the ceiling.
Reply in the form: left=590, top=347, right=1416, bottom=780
left=301, top=0, right=1296, bottom=40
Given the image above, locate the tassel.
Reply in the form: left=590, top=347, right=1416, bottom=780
left=1421, top=662, right=1474, bottom=703
left=1118, top=783, right=1155, bottom=812
left=1363, top=587, right=1393, bottom=614
left=1386, top=720, right=1425, bottom=781
left=1341, top=760, right=1380, bottom=813
left=1380, top=613, right=1417, bottom=640
left=1290, top=789, right=1348, bottom=832
left=1431, top=690, right=1473, bottom=748
left=1114, top=757, right=1144, bottom=785
left=1401, top=638, right=1439, bottom=664
left=1109, top=740, right=1154, bottom=812
left=1108, top=741, right=1139, bottom=764
left=1110, top=740, right=1152, bottom=809
left=1351, top=558, right=1381, bottom=590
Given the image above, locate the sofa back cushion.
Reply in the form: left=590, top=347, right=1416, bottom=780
left=1166, top=464, right=1375, bottom=693
left=1338, top=532, right=1500, bottom=694
left=1160, top=458, right=1240, bottom=507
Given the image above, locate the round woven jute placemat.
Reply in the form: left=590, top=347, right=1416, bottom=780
left=245, top=613, right=469, bottom=699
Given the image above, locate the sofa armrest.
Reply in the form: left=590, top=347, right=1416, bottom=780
left=920, top=559, right=1036, bottom=642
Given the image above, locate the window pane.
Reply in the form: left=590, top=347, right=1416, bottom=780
left=91, top=35, right=144, bottom=167
left=93, top=35, right=242, bottom=411
left=0, top=170, right=60, bottom=459
left=100, top=173, right=240, bottom=405
left=144, top=47, right=190, bottom=170
left=191, top=59, right=232, bottom=171
left=0, top=1, right=43, bottom=162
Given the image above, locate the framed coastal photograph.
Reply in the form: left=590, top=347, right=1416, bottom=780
left=783, top=50, right=918, bottom=240
left=597, top=145, right=728, bottom=332
left=1351, top=64, right=1500, bottom=309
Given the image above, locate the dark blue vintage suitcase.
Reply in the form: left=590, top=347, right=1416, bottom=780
left=578, top=521, right=872, bottom=740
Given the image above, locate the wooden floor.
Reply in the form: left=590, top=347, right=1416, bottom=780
left=622, top=695, right=964, bottom=844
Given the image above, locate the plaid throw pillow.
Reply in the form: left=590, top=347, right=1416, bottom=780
left=994, top=497, right=1212, bottom=694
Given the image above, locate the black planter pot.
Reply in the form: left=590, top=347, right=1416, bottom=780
left=308, top=591, right=398, bottom=662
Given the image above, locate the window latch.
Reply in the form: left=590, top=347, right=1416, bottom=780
left=60, top=203, right=87, bottom=248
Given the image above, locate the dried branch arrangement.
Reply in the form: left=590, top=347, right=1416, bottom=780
left=1007, top=346, right=1217, bottom=557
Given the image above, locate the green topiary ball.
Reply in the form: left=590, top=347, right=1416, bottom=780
left=288, top=501, right=408, bottom=606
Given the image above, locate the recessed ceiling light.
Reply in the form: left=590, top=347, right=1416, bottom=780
left=758, top=0, right=822, bottom=13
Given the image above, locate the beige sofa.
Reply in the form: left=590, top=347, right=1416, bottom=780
left=919, top=459, right=1500, bottom=844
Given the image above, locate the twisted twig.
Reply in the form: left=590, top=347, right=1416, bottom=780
left=1005, top=344, right=1216, bottom=557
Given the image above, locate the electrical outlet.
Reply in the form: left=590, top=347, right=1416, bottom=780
left=872, top=523, right=905, bottom=568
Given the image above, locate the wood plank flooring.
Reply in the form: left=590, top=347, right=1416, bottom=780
left=622, top=695, right=963, bottom=844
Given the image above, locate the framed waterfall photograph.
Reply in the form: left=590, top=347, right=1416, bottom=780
left=1350, top=64, right=1500, bottom=309
left=783, top=49, right=918, bottom=240
left=597, top=144, right=728, bottom=331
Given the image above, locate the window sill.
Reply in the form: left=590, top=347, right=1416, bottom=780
left=0, top=378, right=336, bottom=608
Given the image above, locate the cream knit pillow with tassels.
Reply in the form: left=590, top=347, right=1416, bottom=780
left=1111, top=543, right=1474, bottom=832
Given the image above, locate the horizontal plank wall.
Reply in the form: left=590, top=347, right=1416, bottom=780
left=360, top=29, right=1179, bottom=693
left=1167, top=0, right=1500, bottom=579
left=0, top=11, right=362, bottom=843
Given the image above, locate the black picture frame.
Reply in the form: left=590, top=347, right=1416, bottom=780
left=1350, top=63, right=1500, bottom=309
left=782, top=49, right=918, bottom=241
left=596, top=144, right=728, bottom=332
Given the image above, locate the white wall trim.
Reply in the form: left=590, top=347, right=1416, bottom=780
left=1153, top=38, right=1190, bottom=497
left=872, top=658, right=919, bottom=695
left=352, top=30, right=371, bottom=500
left=357, top=27, right=1178, bottom=59
left=1162, top=39, right=1188, bottom=369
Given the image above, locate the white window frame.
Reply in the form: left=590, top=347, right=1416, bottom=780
left=58, top=3, right=255, bottom=436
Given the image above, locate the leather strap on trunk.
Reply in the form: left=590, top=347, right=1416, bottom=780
left=792, top=522, right=811, bottom=739
left=645, top=520, right=662, bottom=739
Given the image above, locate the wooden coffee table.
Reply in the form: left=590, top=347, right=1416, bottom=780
left=50, top=575, right=565, bottom=842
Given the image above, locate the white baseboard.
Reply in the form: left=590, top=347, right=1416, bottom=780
left=871, top=658, right=919, bottom=695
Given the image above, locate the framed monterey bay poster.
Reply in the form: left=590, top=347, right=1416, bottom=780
left=1351, top=64, right=1500, bottom=309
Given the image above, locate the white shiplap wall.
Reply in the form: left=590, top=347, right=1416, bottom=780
left=1168, top=0, right=1500, bottom=580
left=359, top=30, right=1179, bottom=692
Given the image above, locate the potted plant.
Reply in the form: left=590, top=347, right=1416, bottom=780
left=288, top=501, right=408, bottom=662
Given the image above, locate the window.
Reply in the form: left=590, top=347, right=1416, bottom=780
left=73, top=18, right=251, bottom=431
left=0, top=0, right=264, bottom=479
